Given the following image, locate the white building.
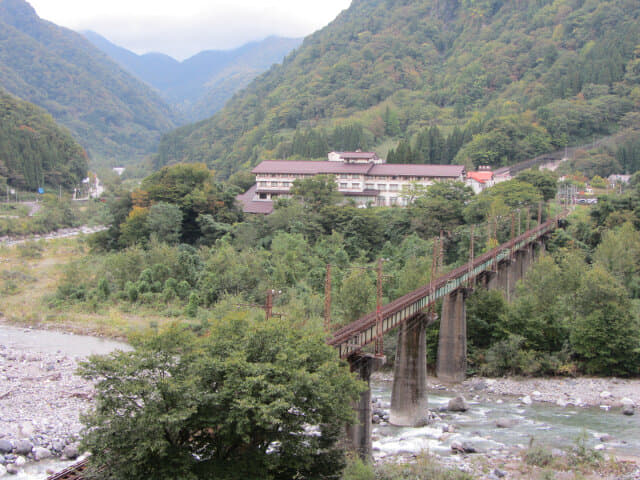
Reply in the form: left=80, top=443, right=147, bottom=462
left=237, top=152, right=466, bottom=214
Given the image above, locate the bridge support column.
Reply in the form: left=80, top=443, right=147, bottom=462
left=346, top=354, right=385, bottom=460
left=436, top=288, right=470, bottom=383
left=390, top=313, right=428, bottom=426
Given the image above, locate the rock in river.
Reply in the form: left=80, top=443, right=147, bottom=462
left=448, top=396, right=469, bottom=412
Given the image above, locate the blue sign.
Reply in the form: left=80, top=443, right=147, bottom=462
left=38, top=188, right=44, bottom=194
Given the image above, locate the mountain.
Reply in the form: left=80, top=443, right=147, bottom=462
left=83, top=31, right=303, bottom=122
left=0, top=89, right=87, bottom=190
left=0, top=0, right=176, bottom=164
left=156, top=0, right=640, bottom=178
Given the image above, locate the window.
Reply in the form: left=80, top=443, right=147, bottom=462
left=259, top=193, right=267, bottom=200
left=389, top=184, right=399, bottom=191
left=365, top=183, right=374, bottom=189
left=340, top=183, right=348, bottom=188
left=390, top=197, right=397, bottom=206
left=271, top=181, right=278, bottom=187
left=377, top=184, right=386, bottom=191
left=352, top=183, right=360, bottom=189
left=259, top=181, right=267, bottom=187
left=282, top=182, right=290, bottom=187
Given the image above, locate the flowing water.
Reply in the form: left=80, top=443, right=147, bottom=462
left=2, top=325, right=639, bottom=478
left=371, top=381, right=640, bottom=461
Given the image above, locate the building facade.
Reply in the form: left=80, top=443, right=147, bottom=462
left=237, top=152, right=467, bottom=214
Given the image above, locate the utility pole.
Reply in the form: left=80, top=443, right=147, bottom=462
left=375, top=258, right=384, bottom=357
left=537, top=202, right=543, bottom=225
left=467, top=225, right=475, bottom=286
left=525, top=207, right=531, bottom=232
left=324, top=264, right=332, bottom=331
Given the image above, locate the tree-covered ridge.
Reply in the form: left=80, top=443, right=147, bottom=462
left=0, top=89, right=87, bottom=190
left=0, top=0, right=176, bottom=163
left=84, top=31, right=303, bottom=124
left=157, top=0, right=640, bottom=177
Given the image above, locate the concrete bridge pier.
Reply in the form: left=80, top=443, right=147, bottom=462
left=436, top=288, right=471, bottom=383
left=346, top=354, right=385, bottom=460
left=390, top=313, right=428, bottom=426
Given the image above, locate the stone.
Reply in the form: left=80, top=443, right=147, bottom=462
left=496, top=418, right=517, bottom=428
left=13, top=440, right=31, bottom=456
left=600, top=434, right=614, bottom=442
left=600, top=391, right=612, bottom=399
left=622, top=404, right=635, bottom=416
left=532, top=390, right=541, bottom=397
left=0, top=441, right=11, bottom=454
left=520, top=395, right=532, bottom=405
left=33, top=447, right=52, bottom=461
left=493, top=468, right=507, bottom=478
left=62, top=444, right=79, bottom=460
left=451, top=440, right=476, bottom=454
left=448, top=396, right=469, bottom=412
left=0, top=465, right=5, bottom=476
left=621, top=398, right=635, bottom=407
left=5, top=463, right=17, bottom=475
left=13, top=457, right=24, bottom=467
left=51, top=440, right=64, bottom=452
left=18, top=422, right=33, bottom=437
left=556, top=398, right=567, bottom=407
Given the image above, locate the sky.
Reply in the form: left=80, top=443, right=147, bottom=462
left=27, top=0, right=352, bottom=60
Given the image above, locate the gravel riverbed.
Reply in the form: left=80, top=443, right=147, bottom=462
left=1, top=325, right=638, bottom=478
left=0, top=324, right=128, bottom=478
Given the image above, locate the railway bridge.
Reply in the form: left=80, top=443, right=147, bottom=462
left=329, top=212, right=566, bottom=458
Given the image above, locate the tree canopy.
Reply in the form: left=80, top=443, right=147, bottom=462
left=79, top=319, right=362, bottom=480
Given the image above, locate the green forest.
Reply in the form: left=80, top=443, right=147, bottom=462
left=50, top=163, right=640, bottom=379
left=156, top=0, right=640, bottom=178
left=0, top=90, right=87, bottom=190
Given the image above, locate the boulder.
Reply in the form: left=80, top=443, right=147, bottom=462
left=599, top=434, right=614, bottom=443
left=493, top=468, right=507, bottom=478
left=451, top=440, right=477, bottom=454
left=62, top=444, right=79, bottom=460
left=621, top=398, right=635, bottom=407
left=13, top=457, right=25, bottom=467
left=448, top=396, right=469, bottom=412
left=0, top=441, right=11, bottom=454
left=622, top=404, right=635, bottom=416
left=0, top=465, right=6, bottom=476
left=13, top=440, right=31, bottom=456
left=520, top=395, right=532, bottom=405
left=5, top=463, right=17, bottom=475
left=33, top=447, right=52, bottom=461
left=600, top=391, right=612, bottom=399
left=495, top=418, right=517, bottom=428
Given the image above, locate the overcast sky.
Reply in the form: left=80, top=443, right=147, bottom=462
left=28, top=0, right=352, bottom=60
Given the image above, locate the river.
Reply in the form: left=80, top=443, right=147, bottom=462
left=1, top=325, right=638, bottom=478
left=371, top=380, right=640, bottom=464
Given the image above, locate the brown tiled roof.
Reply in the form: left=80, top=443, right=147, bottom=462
left=235, top=184, right=274, bottom=215
left=368, top=164, right=465, bottom=177
left=252, top=161, right=373, bottom=175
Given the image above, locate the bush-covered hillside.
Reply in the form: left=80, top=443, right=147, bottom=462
left=0, top=0, right=176, bottom=163
left=157, top=0, right=640, bottom=177
left=0, top=90, right=87, bottom=190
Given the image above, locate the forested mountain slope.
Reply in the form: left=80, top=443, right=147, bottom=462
left=157, top=0, right=640, bottom=178
left=0, top=0, right=176, bottom=163
left=0, top=90, right=87, bottom=190
left=84, top=32, right=302, bottom=123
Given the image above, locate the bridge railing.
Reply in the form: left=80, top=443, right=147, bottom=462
left=328, top=213, right=565, bottom=358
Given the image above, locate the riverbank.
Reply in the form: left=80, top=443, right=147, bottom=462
left=372, top=372, right=640, bottom=479
left=0, top=325, right=129, bottom=478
